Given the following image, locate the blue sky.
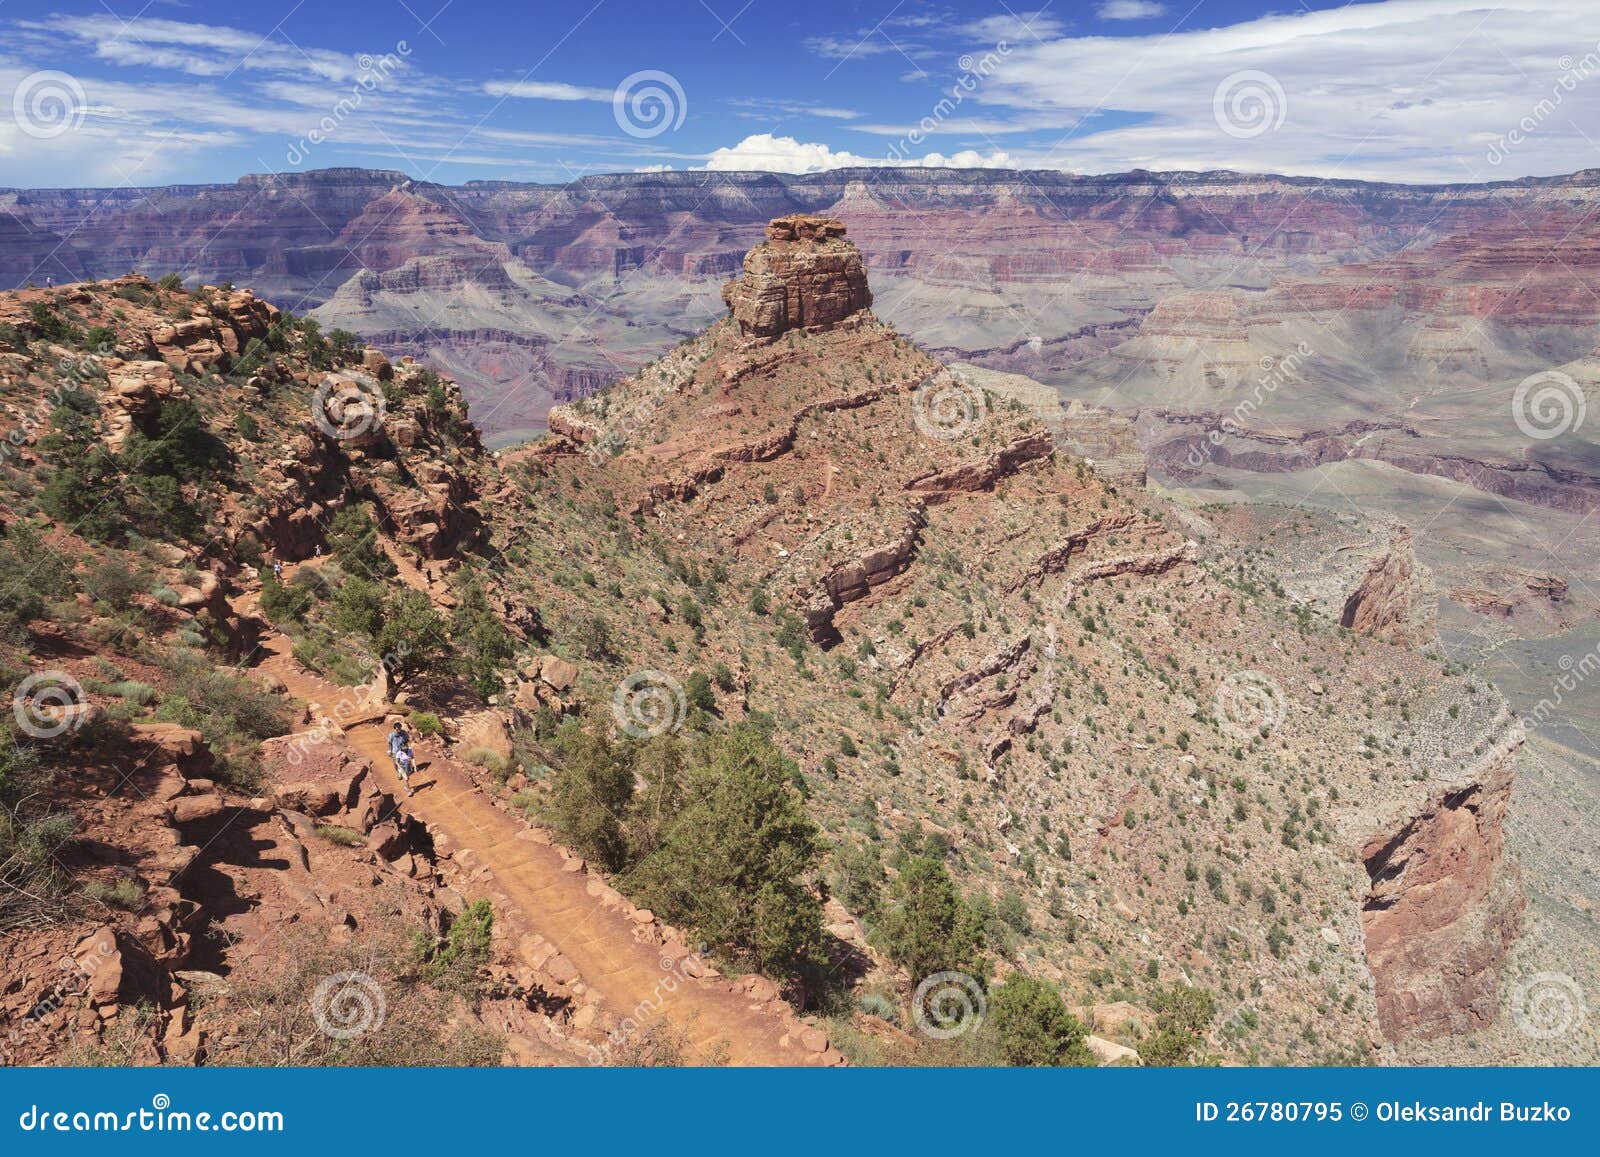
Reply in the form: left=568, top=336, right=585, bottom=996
left=2, top=0, right=1599, bottom=188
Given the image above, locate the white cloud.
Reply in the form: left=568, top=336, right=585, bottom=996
left=24, top=15, right=389, bottom=84
left=978, top=0, right=1600, bottom=180
left=1096, top=1, right=1167, bottom=20
left=483, top=80, right=613, bottom=102
left=728, top=98, right=861, bottom=121
left=699, top=133, right=1012, bottom=173
left=959, top=12, right=1068, bottom=42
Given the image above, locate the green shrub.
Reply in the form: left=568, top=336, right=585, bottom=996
left=878, top=856, right=984, bottom=983
left=83, top=877, right=146, bottom=911
left=630, top=724, right=824, bottom=979
left=1141, top=985, right=1217, bottom=1066
left=463, top=747, right=509, bottom=778
left=313, top=825, right=363, bottom=847
left=416, top=899, right=493, bottom=1000
left=154, top=652, right=292, bottom=787
left=987, top=974, right=1094, bottom=1067
left=542, top=720, right=633, bottom=870
left=409, top=712, right=443, bottom=737
left=0, top=522, right=75, bottom=626
left=857, top=992, right=898, bottom=1023
left=104, top=680, right=156, bottom=705
left=448, top=577, right=514, bottom=700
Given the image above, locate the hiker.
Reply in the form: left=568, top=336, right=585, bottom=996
left=272, top=559, right=283, bottom=581
left=388, top=721, right=415, bottom=796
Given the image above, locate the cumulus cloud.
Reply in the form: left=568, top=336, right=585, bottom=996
left=700, top=133, right=1013, bottom=173
left=981, top=0, right=1600, bottom=180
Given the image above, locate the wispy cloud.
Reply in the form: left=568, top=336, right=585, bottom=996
left=483, top=80, right=613, bottom=102
left=1096, top=1, right=1167, bottom=20
left=728, top=97, right=861, bottom=121
left=974, top=0, right=1600, bottom=180
left=22, top=15, right=386, bottom=83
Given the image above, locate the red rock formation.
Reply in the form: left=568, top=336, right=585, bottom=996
left=1340, top=528, right=1436, bottom=644
left=1361, top=731, right=1524, bottom=1040
left=905, top=430, right=1054, bottom=499
left=803, top=504, right=926, bottom=645
left=722, top=215, right=871, bottom=340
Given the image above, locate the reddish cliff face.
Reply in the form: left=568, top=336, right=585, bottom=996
left=1340, top=529, right=1437, bottom=645
left=721, top=215, right=872, bottom=340
left=1361, top=737, right=1524, bottom=1041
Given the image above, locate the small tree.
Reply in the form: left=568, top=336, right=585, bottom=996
left=449, top=577, right=514, bottom=700
left=988, top=974, right=1094, bottom=1067
left=632, top=725, right=824, bottom=977
left=1142, top=984, right=1217, bottom=1066
left=543, top=720, right=634, bottom=870
left=372, top=589, right=450, bottom=690
left=325, top=504, right=394, bottom=578
left=878, top=856, right=984, bottom=982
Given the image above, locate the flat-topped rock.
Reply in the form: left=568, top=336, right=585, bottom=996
left=722, top=215, right=871, bottom=340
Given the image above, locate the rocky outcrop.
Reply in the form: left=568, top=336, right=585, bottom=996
left=905, top=430, right=1054, bottom=499
left=802, top=505, right=926, bottom=645
left=1360, top=730, right=1524, bottom=1041
left=1340, top=528, right=1436, bottom=644
left=101, top=361, right=186, bottom=452
left=722, top=215, right=871, bottom=340
left=144, top=286, right=279, bottom=374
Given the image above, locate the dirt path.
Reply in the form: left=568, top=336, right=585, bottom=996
left=244, top=626, right=813, bottom=1066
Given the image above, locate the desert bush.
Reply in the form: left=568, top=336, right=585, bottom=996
left=542, top=720, right=634, bottom=870
left=628, top=724, right=824, bottom=979
left=154, top=651, right=292, bottom=787
left=463, top=747, right=509, bottom=778
left=83, top=877, right=146, bottom=911
left=313, top=825, right=363, bottom=847
left=0, top=521, right=75, bottom=626
left=209, top=920, right=504, bottom=1067
left=987, top=974, right=1094, bottom=1067
left=413, top=899, right=494, bottom=1002
left=1141, top=984, right=1217, bottom=1066
left=877, top=856, right=985, bottom=983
